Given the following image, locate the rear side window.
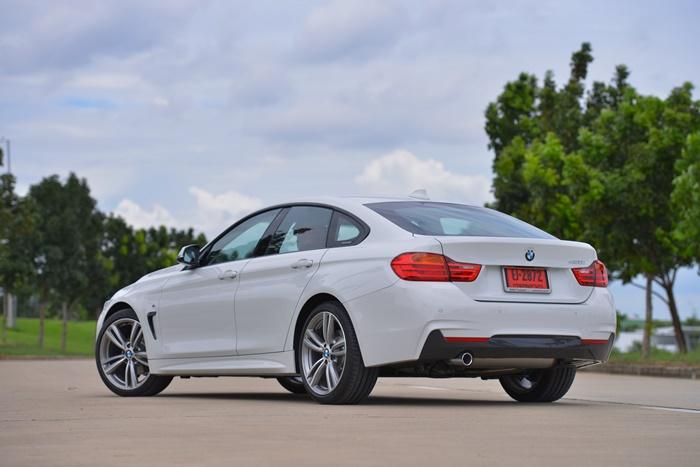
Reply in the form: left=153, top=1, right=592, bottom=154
left=328, top=212, right=365, bottom=247
left=266, top=206, right=333, bottom=254
left=366, top=202, right=555, bottom=239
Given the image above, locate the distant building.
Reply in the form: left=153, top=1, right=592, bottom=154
left=652, top=326, right=700, bottom=352
left=614, top=327, right=700, bottom=353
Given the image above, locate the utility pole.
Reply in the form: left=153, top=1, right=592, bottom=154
left=0, top=137, right=16, bottom=329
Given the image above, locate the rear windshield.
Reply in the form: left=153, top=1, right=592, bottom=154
left=366, top=202, right=555, bottom=239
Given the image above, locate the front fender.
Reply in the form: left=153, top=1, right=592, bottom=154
left=95, top=266, right=181, bottom=359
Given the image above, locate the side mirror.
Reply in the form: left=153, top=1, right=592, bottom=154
left=177, top=244, right=201, bottom=267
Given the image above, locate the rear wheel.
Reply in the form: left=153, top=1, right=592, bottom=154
left=277, top=376, right=307, bottom=394
left=499, top=366, right=576, bottom=403
left=95, top=309, right=172, bottom=397
left=298, top=301, right=378, bottom=404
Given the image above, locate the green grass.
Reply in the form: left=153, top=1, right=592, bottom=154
left=609, top=347, right=700, bottom=366
left=0, top=317, right=96, bottom=357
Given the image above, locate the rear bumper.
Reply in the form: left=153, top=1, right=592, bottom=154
left=345, top=279, right=616, bottom=367
left=418, top=331, right=614, bottom=363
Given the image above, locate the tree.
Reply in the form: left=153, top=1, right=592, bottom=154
left=486, top=43, right=596, bottom=216
left=99, top=216, right=207, bottom=306
left=579, top=91, right=695, bottom=353
left=485, top=43, right=700, bottom=353
left=28, top=174, right=103, bottom=350
left=2, top=167, right=210, bottom=349
left=0, top=172, right=38, bottom=341
left=673, top=132, right=700, bottom=267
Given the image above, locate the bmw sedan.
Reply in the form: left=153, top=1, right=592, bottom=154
left=95, top=197, right=616, bottom=404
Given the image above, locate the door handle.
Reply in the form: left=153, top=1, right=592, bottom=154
left=291, top=259, right=313, bottom=269
left=218, top=269, right=238, bottom=280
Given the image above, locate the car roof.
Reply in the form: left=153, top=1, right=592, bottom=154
left=207, top=196, right=485, bottom=246
left=279, top=195, right=480, bottom=209
left=277, top=196, right=483, bottom=216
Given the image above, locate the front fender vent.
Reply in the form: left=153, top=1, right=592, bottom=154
left=147, top=312, right=157, bottom=340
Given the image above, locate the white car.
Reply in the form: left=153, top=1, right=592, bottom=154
left=95, top=197, right=615, bottom=404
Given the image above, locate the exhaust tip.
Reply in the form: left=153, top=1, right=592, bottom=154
left=461, top=352, right=473, bottom=367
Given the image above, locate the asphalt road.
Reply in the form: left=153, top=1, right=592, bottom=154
left=1, top=360, right=699, bottom=467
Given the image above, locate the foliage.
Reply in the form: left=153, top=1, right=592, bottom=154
left=28, top=174, right=104, bottom=308
left=0, top=174, right=38, bottom=296
left=485, top=43, right=700, bottom=352
left=672, top=132, right=700, bottom=263
left=2, top=173, right=208, bottom=320
left=100, top=216, right=207, bottom=300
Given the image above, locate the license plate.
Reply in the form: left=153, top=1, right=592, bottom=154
left=503, top=267, right=550, bottom=293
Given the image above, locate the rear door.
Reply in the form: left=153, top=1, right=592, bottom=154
left=234, top=205, right=333, bottom=355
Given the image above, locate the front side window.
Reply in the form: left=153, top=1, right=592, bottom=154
left=366, top=202, right=555, bottom=239
left=266, top=206, right=333, bottom=254
left=203, top=209, right=280, bottom=265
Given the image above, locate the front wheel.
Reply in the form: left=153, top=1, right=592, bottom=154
left=499, top=366, right=576, bottom=403
left=95, top=309, right=172, bottom=397
left=298, top=301, right=378, bottom=404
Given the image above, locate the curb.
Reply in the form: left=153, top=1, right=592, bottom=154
left=581, top=362, right=699, bottom=379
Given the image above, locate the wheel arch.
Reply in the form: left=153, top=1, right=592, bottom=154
left=96, top=301, right=135, bottom=341
left=105, top=301, right=133, bottom=321
left=292, top=293, right=362, bottom=372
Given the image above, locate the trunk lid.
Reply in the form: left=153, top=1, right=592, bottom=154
left=435, top=236, right=597, bottom=304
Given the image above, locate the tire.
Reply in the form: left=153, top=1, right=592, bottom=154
left=499, top=366, right=576, bottom=403
left=297, top=301, right=378, bottom=405
left=95, top=308, right=173, bottom=397
left=277, top=376, right=307, bottom=394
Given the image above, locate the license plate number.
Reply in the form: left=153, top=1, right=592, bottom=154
left=503, top=267, right=550, bottom=293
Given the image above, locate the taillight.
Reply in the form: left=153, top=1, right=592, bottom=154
left=572, top=260, right=608, bottom=287
left=446, top=258, right=482, bottom=282
left=391, top=252, right=481, bottom=282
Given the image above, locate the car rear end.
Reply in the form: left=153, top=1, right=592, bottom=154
left=349, top=201, right=616, bottom=376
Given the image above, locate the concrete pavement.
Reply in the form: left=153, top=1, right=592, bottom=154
left=1, top=360, right=699, bottom=466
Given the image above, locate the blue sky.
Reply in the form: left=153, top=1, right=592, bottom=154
left=1, top=0, right=699, bottom=319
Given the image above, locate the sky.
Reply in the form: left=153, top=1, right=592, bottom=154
left=1, top=0, right=699, bottom=319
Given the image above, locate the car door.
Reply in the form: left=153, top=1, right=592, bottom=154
left=235, top=205, right=333, bottom=355
left=156, top=209, right=282, bottom=359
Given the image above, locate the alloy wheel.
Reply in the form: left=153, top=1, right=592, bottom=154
left=98, top=318, right=149, bottom=390
left=301, top=311, right=346, bottom=395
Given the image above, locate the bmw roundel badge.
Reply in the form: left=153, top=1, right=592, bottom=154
left=525, top=249, right=535, bottom=262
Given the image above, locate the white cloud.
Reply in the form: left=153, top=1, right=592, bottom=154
left=0, top=0, right=197, bottom=74
left=112, top=188, right=265, bottom=237
left=355, top=149, right=492, bottom=205
left=113, top=199, right=179, bottom=230
left=188, top=186, right=264, bottom=236
left=298, top=0, right=405, bottom=62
